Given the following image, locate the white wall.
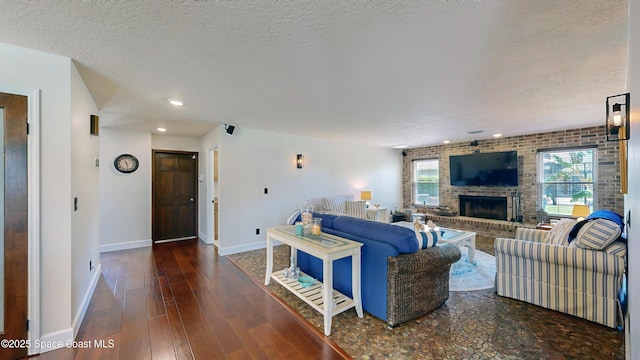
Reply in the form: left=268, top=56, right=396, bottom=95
left=626, top=1, right=638, bottom=358
left=0, top=43, right=74, bottom=342
left=152, top=133, right=201, bottom=152
left=99, top=129, right=152, bottom=251
left=201, top=126, right=403, bottom=255
left=70, top=62, right=101, bottom=335
left=104, top=126, right=403, bottom=255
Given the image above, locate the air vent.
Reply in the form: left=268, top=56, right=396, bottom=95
left=468, top=130, right=484, bottom=134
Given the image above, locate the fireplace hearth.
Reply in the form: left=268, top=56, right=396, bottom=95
left=459, top=195, right=508, bottom=221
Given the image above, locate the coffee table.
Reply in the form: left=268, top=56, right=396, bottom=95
left=265, top=226, right=364, bottom=336
left=392, top=222, right=476, bottom=263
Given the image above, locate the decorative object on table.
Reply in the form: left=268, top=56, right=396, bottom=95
left=360, top=190, right=372, bottom=208
left=113, top=154, right=139, bottom=173
left=297, top=275, right=316, bottom=288
left=426, top=219, right=436, bottom=230
left=301, top=200, right=314, bottom=235
left=413, top=216, right=424, bottom=231
left=536, top=209, right=549, bottom=224
left=311, top=218, right=322, bottom=237
left=283, top=256, right=300, bottom=280
left=295, top=221, right=304, bottom=236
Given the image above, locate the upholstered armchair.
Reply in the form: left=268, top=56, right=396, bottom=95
left=495, top=223, right=626, bottom=329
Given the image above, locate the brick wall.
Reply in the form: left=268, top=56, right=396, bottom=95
left=403, top=126, right=624, bottom=233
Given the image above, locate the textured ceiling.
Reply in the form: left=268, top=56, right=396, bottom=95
left=0, top=0, right=628, bottom=147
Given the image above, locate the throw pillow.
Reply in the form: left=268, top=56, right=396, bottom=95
left=414, top=229, right=441, bottom=249
left=573, top=218, right=621, bottom=251
left=345, top=200, right=367, bottom=219
left=603, top=241, right=627, bottom=257
left=547, top=218, right=577, bottom=246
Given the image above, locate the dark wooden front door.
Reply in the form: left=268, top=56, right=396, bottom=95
left=0, top=92, right=29, bottom=359
left=152, top=150, right=198, bottom=242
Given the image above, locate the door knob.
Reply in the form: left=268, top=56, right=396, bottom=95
left=190, top=198, right=194, bottom=202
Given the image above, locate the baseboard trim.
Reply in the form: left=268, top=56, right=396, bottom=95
left=72, top=263, right=102, bottom=337
left=199, top=231, right=213, bottom=244
left=217, top=240, right=277, bottom=256
left=38, top=327, right=74, bottom=353
left=100, top=239, right=152, bottom=253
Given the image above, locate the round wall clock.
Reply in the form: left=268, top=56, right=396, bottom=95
left=114, top=154, right=139, bottom=173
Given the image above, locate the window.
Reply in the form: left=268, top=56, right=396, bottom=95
left=538, top=148, right=596, bottom=216
left=412, top=159, right=439, bottom=206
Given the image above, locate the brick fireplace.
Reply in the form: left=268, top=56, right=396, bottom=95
left=459, top=195, right=508, bottom=221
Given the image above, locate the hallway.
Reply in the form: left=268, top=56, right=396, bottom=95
left=30, top=239, right=346, bottom=359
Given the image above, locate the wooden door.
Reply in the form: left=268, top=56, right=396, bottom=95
left=0, top=93, right=29, bottom=359
left=152, top=150, right=198, bottom=242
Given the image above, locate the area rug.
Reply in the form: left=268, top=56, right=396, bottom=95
left=225, top=244, right=623, bottom=359
left=449, top=247, right=496, bottom=291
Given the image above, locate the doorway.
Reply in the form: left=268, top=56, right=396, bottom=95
left=205, top=147, right=219, bottom=245
left=0, top=92, right=29, bottom=359
left=152, top=150, right=198, bottom=242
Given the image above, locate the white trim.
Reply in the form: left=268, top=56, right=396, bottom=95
left=37, top=327, right=74, bottom=353
left=207, top=148, right=214, bottom=244
left=199, top=230, right=212, bottom=244
left=217, top=240, right=281, bottom=256
left=99, top=239, right=152, bottom=253
left=0, top=84, right=41, bottom=356
left=72, top=263, right=101, bottom=337
left=154, top=236, right=194, bottom=244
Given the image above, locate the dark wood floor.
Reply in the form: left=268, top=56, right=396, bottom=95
left=28, top=239, right=348, bottom=360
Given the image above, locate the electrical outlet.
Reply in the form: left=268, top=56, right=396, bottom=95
left=256, top=228, right=260, bottom=235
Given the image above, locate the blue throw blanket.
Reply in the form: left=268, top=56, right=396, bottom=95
left=568, top=210, right=625, bottom=243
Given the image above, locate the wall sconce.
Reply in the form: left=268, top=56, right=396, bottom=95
left=296, top=154, right=304, bottom=169
left=90, top=115, right=99, bottom=136
left=606, top=93, right=630, bottom=141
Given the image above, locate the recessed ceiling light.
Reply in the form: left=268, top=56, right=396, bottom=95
left=168, top=99, right=183, bottom=106
left=493, top=133, right=502, bottom=138
left=443, top=140, right=451, bottom=144
left=391, top=145, right=409, bottom=149
left=157, top=128, right=167, bottom=132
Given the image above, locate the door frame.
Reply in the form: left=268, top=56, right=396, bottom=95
left=205, top=146, right=219, bottom=245
left=0, top=84, right=41, bottom=355
left=151, top=149, right=199, bottom=242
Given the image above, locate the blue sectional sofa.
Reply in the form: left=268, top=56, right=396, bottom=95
left=296, top=212, right=461, bottom=327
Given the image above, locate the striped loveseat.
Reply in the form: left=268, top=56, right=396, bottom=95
left=495, top=227, right=626, bottom=329
left=320, top=195, right=389, bottom=223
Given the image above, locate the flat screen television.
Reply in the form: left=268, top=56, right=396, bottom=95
left=449, top=151, right=518, bottom=186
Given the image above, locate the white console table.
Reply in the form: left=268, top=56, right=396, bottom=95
left=265, top=226, right=363, bottom=336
